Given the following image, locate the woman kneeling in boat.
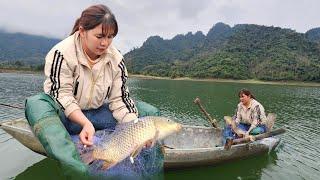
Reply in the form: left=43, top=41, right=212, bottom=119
left=43, top=4, right=138, bottom=146
left=224, top=89, right=267, bottom=144
left=25, top=4, right=163, bottom=178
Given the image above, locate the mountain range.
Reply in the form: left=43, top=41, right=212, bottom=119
left=1, top=23, right=320, bottom=81
left=125, top=23, right=320, bottom=81
left=0, top=30, right=60, bottom=66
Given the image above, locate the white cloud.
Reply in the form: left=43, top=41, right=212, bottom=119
left=0, top=0, right=319, bottom=53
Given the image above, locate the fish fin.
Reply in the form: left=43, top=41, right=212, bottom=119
left=114, top=122, right=130, bottom=132
left=101, top=161, right=115, bottom=170
left=80, top=151, right=95, bottom=165
left=150, top=130, right=159, bottom=148
left=130, top=144, right=144, bottom=159
left=130, top=156, right=134, bottom=164
left=160, top=145, right=166, bottom=154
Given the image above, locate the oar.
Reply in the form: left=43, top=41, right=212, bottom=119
left=232, top=128, right=286, bottom=144
left=193, top=97, right=219, bottom=128
left=224, top=128, right=286, bottom=150
left=0, top=103, right=24, bottom=109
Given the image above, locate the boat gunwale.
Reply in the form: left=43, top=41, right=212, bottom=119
left=164, top=136, right=279, bottom=152
left=178, top=124, right=221, bottom=130
left=0, top=118, right=33, bottom=134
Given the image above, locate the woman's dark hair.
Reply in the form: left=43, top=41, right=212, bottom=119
left=238, top=88, right=255, bottom=99
left=70, top=4, right=118, bottom=37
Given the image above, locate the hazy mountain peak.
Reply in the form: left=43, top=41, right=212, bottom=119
left=0, top=31, right=60, bottom=65
left=306, top=27, right=320, bottom=42
left=207, top=22, right=232, bottom=37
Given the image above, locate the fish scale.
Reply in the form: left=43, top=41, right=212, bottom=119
left=98, top=119, right=155, bottom=159
left=85, top=116, right=182, bottom=169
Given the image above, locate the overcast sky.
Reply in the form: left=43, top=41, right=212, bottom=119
left=0, top=0, right=319, bottom=53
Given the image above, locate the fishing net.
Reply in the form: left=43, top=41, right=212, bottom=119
left=71, top=128, right=164, bottom=179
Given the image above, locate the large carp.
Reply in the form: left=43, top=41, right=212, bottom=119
left=81, top=116, right=182, bottom=170
left=224, top=116, right=246, bottom=136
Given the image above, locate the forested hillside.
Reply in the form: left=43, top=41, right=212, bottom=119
left=1, top=24, right=320, bottom=82
left=125, top=23, right=320, bottom=82
left=0, top=30, right=60, bottom=69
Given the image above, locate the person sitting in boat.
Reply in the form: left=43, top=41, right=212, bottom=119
left=25, top=4, right=163, bottom=178
left=223, top=89, right=267, bottom=143
left=43, top=4, right=138, bottom=146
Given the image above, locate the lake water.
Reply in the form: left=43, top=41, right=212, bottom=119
left=0, top=73, right=319, bottom=180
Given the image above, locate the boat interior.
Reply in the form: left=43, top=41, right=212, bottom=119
left=163, top=125, right=223, bottom=149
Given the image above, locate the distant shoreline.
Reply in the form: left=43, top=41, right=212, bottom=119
left=1, top=69, right=319, bottom=87
left=129, top=74, right=320, bottom=87
left=0, top=68, right=42, bottom=74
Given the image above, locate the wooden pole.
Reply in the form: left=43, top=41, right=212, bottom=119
left=232, top=128, right=286, bottom=145
left=193, top=97, right=219, bottom=128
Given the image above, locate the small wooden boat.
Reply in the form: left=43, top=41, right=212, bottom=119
left=0, top=118, right=284, bottom=169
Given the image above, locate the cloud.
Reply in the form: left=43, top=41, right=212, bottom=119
left=0, top=0, right=319, bottom=53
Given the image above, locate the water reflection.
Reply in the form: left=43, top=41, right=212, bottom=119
left=15, top=158, right=65, bottom=180
left=165, top=152, right=278, bottom=180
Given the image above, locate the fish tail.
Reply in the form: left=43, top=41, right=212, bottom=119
left=80, top=151, right=95, bottom=165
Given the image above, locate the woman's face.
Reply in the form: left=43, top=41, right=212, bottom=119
left=80, top=24, right=114, bottom=60
left=239, top=93, right=251, bottom=105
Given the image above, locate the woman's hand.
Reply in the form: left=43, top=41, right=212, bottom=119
left=244, top=131, right=255, bottom=141
left=235, top=130, right=246, bottom=138
left=68, top=110, right=96, bottom=146
left=79, top=121, right=95, bottom=146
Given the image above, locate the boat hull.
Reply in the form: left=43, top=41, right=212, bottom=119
left=1, top=119, right=280, bottom=169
